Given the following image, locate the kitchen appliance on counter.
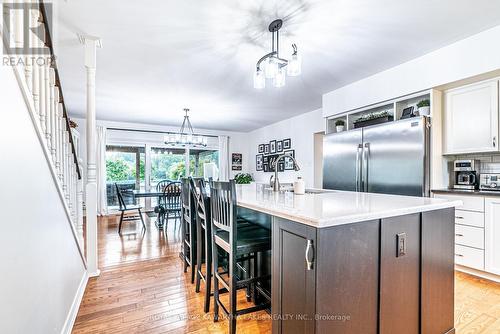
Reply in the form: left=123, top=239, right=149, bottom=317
left=453, top=159, right=479, bottom=190
left=480, top=173, right=500, bottom=191
left=323, top=116, right=430, bottom=197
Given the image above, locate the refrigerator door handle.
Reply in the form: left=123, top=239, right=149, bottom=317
left=356, top=144, right=362, bottom=192
left=363, top=142, right=370, bottom=192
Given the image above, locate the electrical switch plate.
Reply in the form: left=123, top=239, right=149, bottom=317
left=397, top=232, right=407, bottom=257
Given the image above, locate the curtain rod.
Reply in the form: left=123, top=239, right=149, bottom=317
left=106, top=127, right=220, bottom=139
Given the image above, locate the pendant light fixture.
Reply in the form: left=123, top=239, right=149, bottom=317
left=254, top=19, right=301, bottom=89
left=164, top=108, right=208, bottom=147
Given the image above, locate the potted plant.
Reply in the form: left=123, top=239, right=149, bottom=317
left=234, top=173, right=254, bottom=184
left=417, top=99, right=430, bottom=116
left=335, top=119, right=345, bottom=132
left=353, top=110, right=394, bottom=129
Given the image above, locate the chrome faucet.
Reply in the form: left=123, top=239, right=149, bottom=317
left=269, top=154, right=301, bottom=191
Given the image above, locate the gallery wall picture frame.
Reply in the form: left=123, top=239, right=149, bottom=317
left=263, top=163, right=269, bottom=172
left=284, top=149, right=295, bottom=170
left=264, top=144, right=270, bottom=155
left=277, top=140, right=283, bottom=152
left=263, top=155, right=269, bottom=164
left=283, top=138, right=291, bottom=149
left=258, top=144, right=264, bottom=153
left=270, top=140, right=277, bottom=154
left=256, top=154, right=263, bottom=171
left=231, top=153, right=242, bottom=171
left=278, top=162, right=285, bottom=172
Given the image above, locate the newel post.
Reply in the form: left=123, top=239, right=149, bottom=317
left=81, top=35, right=102, bottom=277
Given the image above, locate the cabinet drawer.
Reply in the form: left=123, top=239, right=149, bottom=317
left=455, top=224, right=484, bottom=249
left=455, top=245, right=484, bottom=270
left=433, top=194, right=484, bottom=212
left=454, top=210, right=484, bottom=227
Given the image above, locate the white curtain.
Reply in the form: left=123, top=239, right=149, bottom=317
left=96, top=126, right=108, bottom=215
left=218, top=135, right=230, bottom=181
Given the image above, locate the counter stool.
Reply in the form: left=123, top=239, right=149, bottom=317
left=180, top=178, right=196, bottom=283
left=191, top=177, right=214, bottom=313
left=210, top=180, right=271, bottom=334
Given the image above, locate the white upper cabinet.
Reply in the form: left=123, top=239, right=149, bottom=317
left=444, top=79, right=499, bottom=154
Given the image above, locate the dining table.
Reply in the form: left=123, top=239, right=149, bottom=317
left=132, top=189, right=168, bottom=229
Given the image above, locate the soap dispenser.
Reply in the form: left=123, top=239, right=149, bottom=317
left=294, top=176, right=305, bottom=195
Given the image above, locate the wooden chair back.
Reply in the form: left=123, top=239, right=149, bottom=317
left=210, top=180, right=237, bottom=238
left=115, top=183, right=127, bottom=210
left=163, top=181, right=181, bottom=211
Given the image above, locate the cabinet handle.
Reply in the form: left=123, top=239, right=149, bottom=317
left=455, top=233, right=464, bottom=237
left=305, top=239, right=315, bottom=271
left=455, top=253, right=464, bottom=257
left=494, top=136, right=497, bottom=147
left=455, top=216, right=464, bottom=219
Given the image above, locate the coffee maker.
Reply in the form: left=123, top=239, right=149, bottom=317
left=453, top=160, right=479, bottom=190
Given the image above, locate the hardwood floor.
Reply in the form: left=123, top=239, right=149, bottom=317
left=73, top=214, right=500, bottom=333
left=73, top=214, right=271, bottom=334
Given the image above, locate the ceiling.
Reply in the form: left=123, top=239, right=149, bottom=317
left=55, top=0, right=500, bottom=132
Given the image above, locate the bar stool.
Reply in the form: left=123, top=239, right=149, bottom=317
left=210, top=180, right=271, bottom=334
left=180, top=178, right=196, bottom=283
left=190, top=177, right=213, bottom=312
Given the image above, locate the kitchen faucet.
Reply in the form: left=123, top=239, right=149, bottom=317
left=269, top=154, right=301, bottom=191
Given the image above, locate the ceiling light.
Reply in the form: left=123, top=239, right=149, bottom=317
left=287, top=44, right=301, bottom=76
left=253, top=68, right=265, bottom=89
left=274, top=67, right=286, bottom=88
left=164, top=108, right=208, bottom=147
left=254, top=19, right=301, bottom=89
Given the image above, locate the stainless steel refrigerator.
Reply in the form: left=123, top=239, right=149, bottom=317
left=323, top=116, right=430, bottom=197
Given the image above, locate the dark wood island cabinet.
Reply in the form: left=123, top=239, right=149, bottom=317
left=234, top=184, right=460, bottom=334
left=270, top=209, right=455, bottom=334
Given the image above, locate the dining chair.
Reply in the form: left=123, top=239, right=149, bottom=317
left=115, top=183, right=146, bottom=234
left=157, top=181, right=182, bottom=229
left=181, top=178, right=197, bottom=284
left=210, top=180, right=271, bottom=334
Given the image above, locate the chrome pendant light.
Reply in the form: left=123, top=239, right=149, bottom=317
left=164, top=108, right=208, bottom=147
left=254, top=19, right=301, bottom=89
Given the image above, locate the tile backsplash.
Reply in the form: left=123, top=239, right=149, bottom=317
left=449, top=154, right=500, bottom=173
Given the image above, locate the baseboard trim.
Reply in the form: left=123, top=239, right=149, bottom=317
left=61, top=271, right=88, bottom=334
left=455, top=265, right=500, bottom=283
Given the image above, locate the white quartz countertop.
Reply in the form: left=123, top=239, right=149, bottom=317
left=235, top=184, right=462, bottom=228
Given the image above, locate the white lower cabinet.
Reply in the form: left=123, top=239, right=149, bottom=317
left=455, top=245, right=485, bottom=271
left=485, top=197, right=500, bottom=275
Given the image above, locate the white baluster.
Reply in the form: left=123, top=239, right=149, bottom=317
left=49, top=68, right=56, bottom=163
left=38, top=52, right=46, bottom=135
left=77, top=163, right=84, bottom=232
left=54, top=89, right=60, bottom=172
left=44, top=63, right=51, bottom=143
left=13, top=0, right=24, bottom=74
left=58, top=104, right=64, bottom=181
left=24, top=1, right=33, bottom=92
left=62, top=129, right=68, bottom=195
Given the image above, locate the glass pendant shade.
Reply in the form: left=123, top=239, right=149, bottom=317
left=265, top=57, right=278, bottom=79
left=287, top=53, right=301, bottom=76
left=273, top=66, right=286, bottom=88
left=253, top=68, right=265, bottom=89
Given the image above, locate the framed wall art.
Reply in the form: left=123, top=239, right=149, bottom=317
left=277, top=140, right=283, bottom=152
left=256, top=154, right=263, bottom=171
left=283, top=138, right=291, bottom=149
left=270, top=140, right=276, bottom=154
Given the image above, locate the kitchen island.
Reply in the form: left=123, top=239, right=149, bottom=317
left=234, top=184, right=461, bottom=334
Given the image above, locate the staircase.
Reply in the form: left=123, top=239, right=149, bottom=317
left=6, top=0, right=85, bottom=249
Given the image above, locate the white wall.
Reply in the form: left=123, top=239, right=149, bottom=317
left=0, top=66, right=86, bottom=333
left=246, top=109, right=324, bottom=187
left=323, top=24, right=500, bottom=117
